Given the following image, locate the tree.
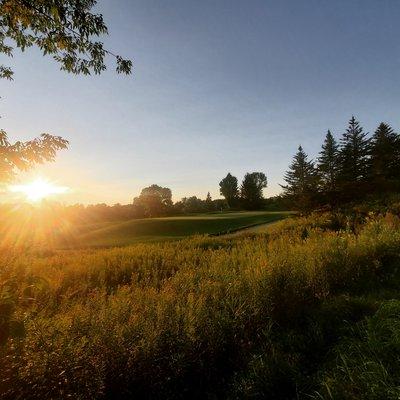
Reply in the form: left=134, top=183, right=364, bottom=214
left=133, top=184, right=173, bottom=217
left=338, top=116, right=370, bottom=184
left=205, top=191, right=214, bottom=211
left=240, top=172, right=267, bottom=210
left=281, top=146, right=318, bottom=209
left=179, top=196, right=205, bottom=214
left=219, top=173, right=238, bottom=208
left=0, top=0, right=132, bottom=80
left=0, top=1, right=132, bottom=183
left=0, top=130, right=68, bottom=182
left=370, top=122, right=400, bottom=182
left=318, top=130, right=339, bottom=192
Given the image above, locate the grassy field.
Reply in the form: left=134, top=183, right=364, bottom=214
left=71, top=211, right=290, bottom=248
left=2, top=210, right=400, bottom=399
left=0, top=210, right=291, bottom=250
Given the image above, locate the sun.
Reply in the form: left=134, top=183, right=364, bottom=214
left=9, top=178, right=69, bottom=202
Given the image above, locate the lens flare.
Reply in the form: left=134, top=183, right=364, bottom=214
left=9, top=178, right=69, bottom=202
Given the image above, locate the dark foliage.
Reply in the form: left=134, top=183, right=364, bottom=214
left=282, top=117, right=400, bottom=211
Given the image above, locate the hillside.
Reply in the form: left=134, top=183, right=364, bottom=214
left=70, top=211, right=290, bottom=248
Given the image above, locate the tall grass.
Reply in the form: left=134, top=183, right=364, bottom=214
left=1, top=213, right=400, bottom=399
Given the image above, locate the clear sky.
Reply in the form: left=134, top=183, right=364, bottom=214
left=2, top=0, right=400, bottom=204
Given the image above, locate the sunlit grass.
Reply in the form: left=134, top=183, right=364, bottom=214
left=1, top=212, right=400, bottom=398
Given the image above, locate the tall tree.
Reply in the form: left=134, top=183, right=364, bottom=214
left=370, top=122, right=400, bottom=181
left=219, top=173, right=238, bottom=208
left=281, top=146, right=318, bottom=209
left=338, top=116, right=370, bottom=184
left=240, top=172, right=267, bottom=210
left=318, top=130, right=339, bottom=192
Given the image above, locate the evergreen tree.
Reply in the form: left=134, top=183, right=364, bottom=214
left=219, top=173, right=239, bottom=208
left=370, top=122, right=400, bottom=181
left=318, top=130, right=339, bottom=191
left=205, top=192, right=214, bottom=211
left=338, top=116, right=370, bottom=183
left=281, top=146, right=318, bottom=209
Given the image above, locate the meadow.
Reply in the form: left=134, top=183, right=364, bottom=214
left=2, top=208, right=400, bottom=399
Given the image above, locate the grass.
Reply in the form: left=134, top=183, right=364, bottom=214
left=70, top=211, right=290, bottom=248
left=1, top=211, right=400, bottom=399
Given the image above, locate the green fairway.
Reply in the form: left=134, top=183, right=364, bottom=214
left=73, top=211, right=291, bottom=248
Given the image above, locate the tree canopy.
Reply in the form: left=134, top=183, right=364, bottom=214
left=240, top=172, right=267, bottom=209
left=133, top=184, right=173, bottom=217
left=0, top=130, right=68, bottom=182
left=281, top=117, right=400, bottom=210
left=0, top=0, right=132, bottom=184
left=219, top=173, right=238, bottom=208
left=0, top=0, right=132, bottom=80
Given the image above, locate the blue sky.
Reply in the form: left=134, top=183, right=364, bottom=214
left=2, top=0, right=400, bottom=204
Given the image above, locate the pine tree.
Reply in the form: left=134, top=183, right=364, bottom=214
left=281, top=146, right=318, bottom=206
left=370, top=122, right=400, bottom=181
left=338, top=116, right=370, bottom=183
left=205, top=192, right=214, bottom=211
left=318, top=130, right=339, bottom=191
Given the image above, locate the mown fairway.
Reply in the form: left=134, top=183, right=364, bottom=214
left=73, top=211, right=290, bottom=248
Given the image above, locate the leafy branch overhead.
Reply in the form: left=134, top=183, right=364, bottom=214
left=0, top=130, right=68, bottom=182
left=0, top=0, right=132, bottom=79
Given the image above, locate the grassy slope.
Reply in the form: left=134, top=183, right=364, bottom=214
left=73, top=211, right=290, bottom=248
left=2, top=212, right=400, bottom=399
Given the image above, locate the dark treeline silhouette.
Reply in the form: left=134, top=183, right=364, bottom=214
left=219, top=171, right=268, bottom=210
left=0, top=186, right=229, bottom=225
left=281, top=116, right=400, bottom=210
left=9, top=117, right=395, bottom=222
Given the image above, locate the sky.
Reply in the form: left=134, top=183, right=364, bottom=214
left=1, top=0, right=400, bottom=204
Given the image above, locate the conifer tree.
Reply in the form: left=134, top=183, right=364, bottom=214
left=370, top=122, right=400, bottom=181
left=318, top=130, right=339, bottom=191
left=338, top=116, right=370, bottom=183
left=281, top=146, right=318, bottom=209
left=205, top=192, right=214, bottom=211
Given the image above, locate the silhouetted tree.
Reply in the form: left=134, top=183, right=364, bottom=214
left=240, top=172, right=267, bottom=209
left=0, top=1, right=131, bottom=183
left=281, top=146, right=318, bottom=210
left=133, top=184, right=173, bottom=217
left=338, top=116, right=370, bottom=184
left=205, top=192, right=214, bottom=211
left=180, top=196, right=205, bottom=214
left=370, top=123, right=400, bottom=183
left=318, top=130, right=339, bottom=192
left=0, top=130, right=68, bottom=182
left=219, top=173, right=239, bottom=208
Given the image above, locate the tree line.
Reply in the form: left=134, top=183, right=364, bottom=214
left=281, top=116, right=400, bottom=210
